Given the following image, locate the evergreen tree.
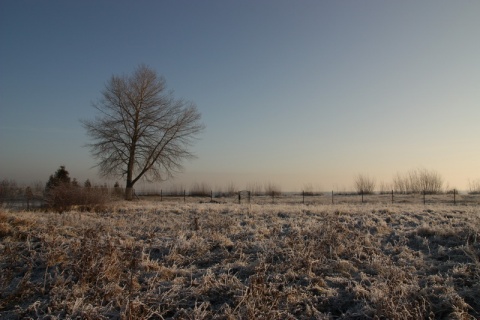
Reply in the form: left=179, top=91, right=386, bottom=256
left=46, top=166, right=71, bottom=191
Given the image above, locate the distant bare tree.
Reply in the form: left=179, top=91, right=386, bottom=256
left=82, top=65, right=204, bottom=200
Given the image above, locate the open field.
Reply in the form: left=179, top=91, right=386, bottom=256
left=1, top=201, right=479, bottom=319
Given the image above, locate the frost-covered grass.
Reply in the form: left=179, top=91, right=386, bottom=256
left=1, top=201, right=479, bottom=319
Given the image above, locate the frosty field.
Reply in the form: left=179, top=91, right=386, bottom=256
left=1, top=200, right=479, bottom=319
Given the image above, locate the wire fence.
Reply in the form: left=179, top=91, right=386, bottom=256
left=137, top=189, right=480, bottom=206
left=2, top=189, right=479, bottom=210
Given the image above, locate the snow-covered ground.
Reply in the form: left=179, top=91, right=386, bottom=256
left=1, top=201, right=479, bottom=318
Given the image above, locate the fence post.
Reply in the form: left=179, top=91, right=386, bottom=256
left=238, top=192, right=241, bottom=204
left=303, top=190, right=305, bottom=205
left=453, top=189, right=456, bottom=205
left=361, top=190, right=364, bottom=204
left=423, top=190, right=426, bottom=205
left=184, top=190, right=186, bottom=203
left=272, top=191, right=274, bottom=204
left=211, top=190, right=213, bottom=202
left=332, top=190, right=334, bottom=204
left=391, top=190, right=393, bottom=204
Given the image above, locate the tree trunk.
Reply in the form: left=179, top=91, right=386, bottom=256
left=125, top=179, right=134, bottom=201
left=125, top=187, right=133, bottom=200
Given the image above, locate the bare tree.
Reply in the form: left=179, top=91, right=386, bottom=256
left=82, top=65, right=204, bottom=200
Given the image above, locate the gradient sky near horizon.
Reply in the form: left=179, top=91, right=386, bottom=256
left=1, top=1, right=479, bottom=191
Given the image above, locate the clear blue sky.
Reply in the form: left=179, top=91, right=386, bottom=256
left=1, top=1, right=479, bottom=191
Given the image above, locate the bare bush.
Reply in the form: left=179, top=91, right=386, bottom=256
left=354, top=174, right=376, bottom=194
left=44, top=166, right=109, bottom=212
left=303, top=183, right=315, bottom=196
left=393, top=168, right=444, bottom=194
left=378, top=181, right=392, bottom=194
left=189, top=182, right=211, bottom=197
left=264, top=182, right=282, bottom=197
left=166, top=184, right=186, bottom=196
left=112, top=181, right=124, bottom=199
left=0, top=179, right=21, bottom=203
left=224, top=182, right=238, bottom=197
left=303, top=183, right=322, bottom=196
left=246, top=182, right=264, bottom=196
left=418, top=168, right=443, bottom=194
left=468, top=179, right=480, bottom=194
left=45, top=184, right=109, bottom=212
left=213, top=182, right=238, bottom=198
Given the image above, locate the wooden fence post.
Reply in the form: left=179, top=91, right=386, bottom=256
left=423, top=190, right=426, bottom=205
left=332, top=191, right=334, bottom=204
left=303, top=190, right=305, bottom=205
left=391, top=190, right=394, bottom=204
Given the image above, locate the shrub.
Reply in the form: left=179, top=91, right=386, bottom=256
left=303, top=183, right=322, bottom=196
left=378, top=181, right=392, bottom=194
left=354, top=174, right=376, bottom=194
left=113, top=181, right=124, bottom=198
left=393, top=168, right=443, bottom=194
left=189, top=182, right=211, bottom=197
left=264, top=182, right=281, bottom=197
left=0, top=179, right=22, bottom=203
left=468, top=179, right=480, bottom=195
left=224, top=182, right=238, bottom=197
left=167, top=184, right=186, bottom=196
left=246, top=182, right=264, bottom=196
left=44, top=166, right=109, bottom=212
